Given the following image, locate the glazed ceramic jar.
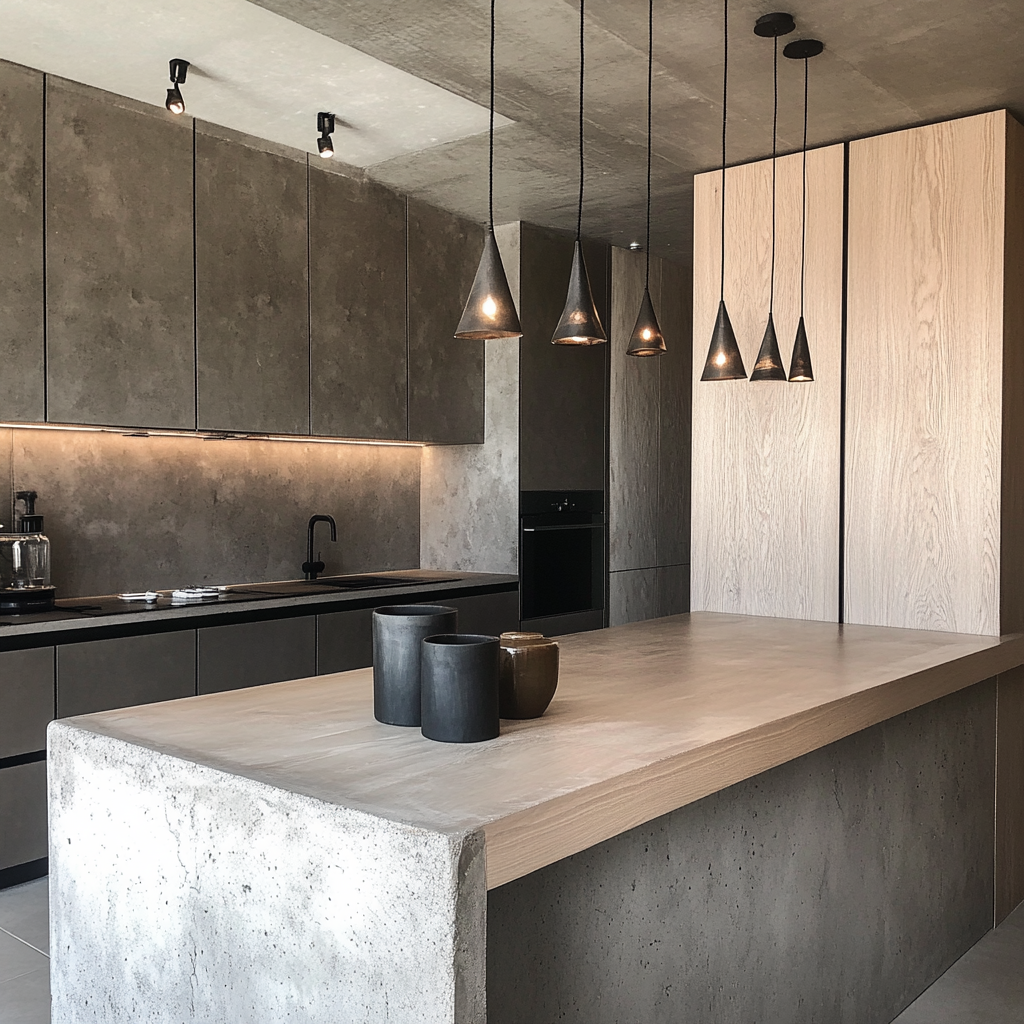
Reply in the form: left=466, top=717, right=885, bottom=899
left=498, top=632, right=559, bottom=719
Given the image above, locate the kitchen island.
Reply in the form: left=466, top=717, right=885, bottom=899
left=48, top=612, right=1024, bottom=1023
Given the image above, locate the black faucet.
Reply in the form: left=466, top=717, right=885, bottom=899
left=303, top=515, right=337, bottom=581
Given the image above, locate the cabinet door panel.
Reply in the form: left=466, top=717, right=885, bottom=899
left=0, top=761, right=47, bottom=870
left=196, top=131, right=309, bottom=434
left=57, top=631, right=196, bottom=718
left=310, top=168, right=407, bottom=439
left=317, top=607, right=374, bottom=675
left=45, top=81, right=195, bottom=429
left=0, top=648, right=54, bottom=758
left=198, top=617, right=316, bottom=694
left=439, top=591, right=520, bottom=637
left=407, top=199, right=484, bottom=443
left=0, top=62, right=44, bottom=422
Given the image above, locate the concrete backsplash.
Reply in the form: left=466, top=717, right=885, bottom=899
left=2, top=427, right=420, bottom=598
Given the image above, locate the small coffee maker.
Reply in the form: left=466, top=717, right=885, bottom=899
left=0, top=491, right=55, bottom=613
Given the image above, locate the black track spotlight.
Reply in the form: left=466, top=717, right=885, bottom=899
left=317, top=112, right=335, bottom=159
left=165, top=58, right=189, bottom=115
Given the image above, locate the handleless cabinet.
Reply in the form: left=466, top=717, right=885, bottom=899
left=0, top=648, right=54, bottom=758
left=310, top=167, right=408, bottom=440
left=0, top=61, right=44, bottom=423
left=408, top=199, right=485, bottom=443
left=45, top=79, right=196, bottom=429
left=0, top=760, right=47, bottom=872
left=57, top=631, right=196, bottom=718
left=198, top=616, right=316, bottom=694
left=196, top=130, right=309, bottom=435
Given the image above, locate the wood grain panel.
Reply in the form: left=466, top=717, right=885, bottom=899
left=846, top=113, right=1004, bottom=634
left=996, top=664, right=1024, bottom=923
left=609, top=247, right=659, bottom=572
left=691, top=146, right=844, bottom=620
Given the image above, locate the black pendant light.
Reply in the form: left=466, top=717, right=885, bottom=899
left=455, top=0, right=522, bottom=340
left=551, top=0, right=607, bottom=346
left=749, top=13, right=794, bottom=382
left=700, top=0, right=745, bottom=381
left=165, top=59, right=189, bottom=115
left=783, top=37, right=824, bottom=382
left=627, top=0, right=666, bottom=357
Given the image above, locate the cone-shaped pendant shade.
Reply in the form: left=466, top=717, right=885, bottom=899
left=627, top=287, right=666, bottom=356
left=788, top=315, right=814, bottom=381
left=454, top=229, right=522, bottom=339
left=551, top=241, right=607, bottom=346
left=749, top=312, right=787, bottom=381
left=700, top=300, right=746, bottom=380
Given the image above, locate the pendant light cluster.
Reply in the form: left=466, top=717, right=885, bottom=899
left=700, top=5, right=824, bottom=384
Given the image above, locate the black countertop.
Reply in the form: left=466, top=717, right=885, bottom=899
left=0, top=570, right=519, bottom=649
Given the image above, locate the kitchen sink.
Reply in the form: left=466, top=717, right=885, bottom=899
left=316, top=574, right=460, bottom=590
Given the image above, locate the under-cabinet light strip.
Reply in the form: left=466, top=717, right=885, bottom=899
left=0, top=422, right=426, bottom=448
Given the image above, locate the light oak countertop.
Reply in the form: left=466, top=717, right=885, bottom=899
left=63, top=612, right=1024, bottom=888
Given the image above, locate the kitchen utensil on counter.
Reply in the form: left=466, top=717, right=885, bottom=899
left=372, top=605, right=458, bottom=726
left=119, top=592, right=160, bottom=602
left=420, top=634, right=500, bottom=743
left=0, top=491, right=55, bottom=613
left=498, top=632, right=560, bottom=719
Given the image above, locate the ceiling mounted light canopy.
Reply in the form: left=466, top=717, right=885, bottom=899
left=552, top=0, right=607, bottom=346
left=749, top=11, right=793, bottom=382
left=455, top=0, right=522, bottom=340
left=627, top=0, right=666, bottom=358
left=700, top=0, right=745, bottom=380
left=784, top=37, right=824, bottom=382
left=317, top=111, right=335, bottom=158
left=165, top=58, right=189, bottom=115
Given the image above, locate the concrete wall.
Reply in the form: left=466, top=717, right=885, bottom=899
left=488, top=680, right=997, bottom=1024
left=1, top=426, right=420, bottom=598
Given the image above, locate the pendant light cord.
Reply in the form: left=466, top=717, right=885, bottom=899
left=800, top=55, right=808, bottom=316
left=719, top=0, right=728, bottom=302
left=488, top=0, right=496, bottom=231
left=645, top=0, right=653, bottom=288
left=577, top=0, right=585, bottom=242
left=769, top=33, right=778, bottom=315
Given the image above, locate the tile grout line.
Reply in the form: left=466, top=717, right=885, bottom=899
left=0, top=925, right=49, bottom=959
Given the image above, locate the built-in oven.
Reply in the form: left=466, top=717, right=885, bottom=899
left=520, top=490, right=605, bottom=636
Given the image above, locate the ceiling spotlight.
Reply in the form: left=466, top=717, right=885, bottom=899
left=165, top=58, right=189, bottom=115
left=317, top=112, right=335, bottom=159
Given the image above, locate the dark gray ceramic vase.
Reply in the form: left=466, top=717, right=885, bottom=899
left=420, top=634, right=500, bottom=743
left=372, top=605, right=458, bottom=726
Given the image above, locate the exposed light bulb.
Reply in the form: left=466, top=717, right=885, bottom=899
left=641, top=328, right=653, bottom=341
left=165, top=86, right=184, bottom=115
left=715, top=352, right=726, bottom=367
left=482, top=296, right=498, bottom=318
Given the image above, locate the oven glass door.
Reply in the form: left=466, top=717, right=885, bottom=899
left=520, top=515, right=604, bottom=620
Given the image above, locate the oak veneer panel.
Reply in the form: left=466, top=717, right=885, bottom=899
left=691, top=146, right=844, bottom=621
left=67, top=611, right=1024, bottom=891
left=0, top=61, right=44, bottom=423
left=996, top=665, right=1024, bottom=923
left=845, top=113, right=1005, bottom=634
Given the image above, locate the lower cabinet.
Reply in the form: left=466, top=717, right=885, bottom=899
left=0, top=648, right=55, bottom=759
left=0, top=760, right=47, bottom=871
left=198, top=617, right=316, bottom=694
left=317, top=590, right=520, bottom=675
left=57, top=632, right=196, bottom=718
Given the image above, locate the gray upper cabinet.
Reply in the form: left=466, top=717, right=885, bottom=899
left=520, top=225, right=610, bottom=491
left=310, top=167, right=407, bottom=440
left=0, top=648, right=54, bottom=758
left=407, top=198, right=484, bottom=443
left=196, top=130, right=309, bottom=435
left=0, top=61, right=44, bottom=423
left=45, top=79, right=196, bottom=429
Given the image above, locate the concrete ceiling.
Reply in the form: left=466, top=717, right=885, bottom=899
left=247, top=0, right=1024, bottom=261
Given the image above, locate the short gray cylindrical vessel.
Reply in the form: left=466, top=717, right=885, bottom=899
left=372, top=605, right=458, bottom=726
left=420, top=634, right=500, bottom=743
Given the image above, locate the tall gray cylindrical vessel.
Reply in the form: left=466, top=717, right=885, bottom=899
left=420, top=634, right=500, bottom=743
left=372, top=605, right=458, bottom=726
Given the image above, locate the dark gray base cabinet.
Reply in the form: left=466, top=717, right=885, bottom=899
left=0, top=760, right=47, bottom=871
left=0, top=648, right=54, bottom=759
left=198, top=618, right=316, bottom=695
left=57, top=632, right=196, bottom=719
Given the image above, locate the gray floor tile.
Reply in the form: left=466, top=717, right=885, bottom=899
left=0, top=880, right=48, bottom=956
left=0, top=966, right=50, bottom=1024
left=893, top=901, right=1024, bottom=1023
left=0, top=931, right=47, bottom=987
